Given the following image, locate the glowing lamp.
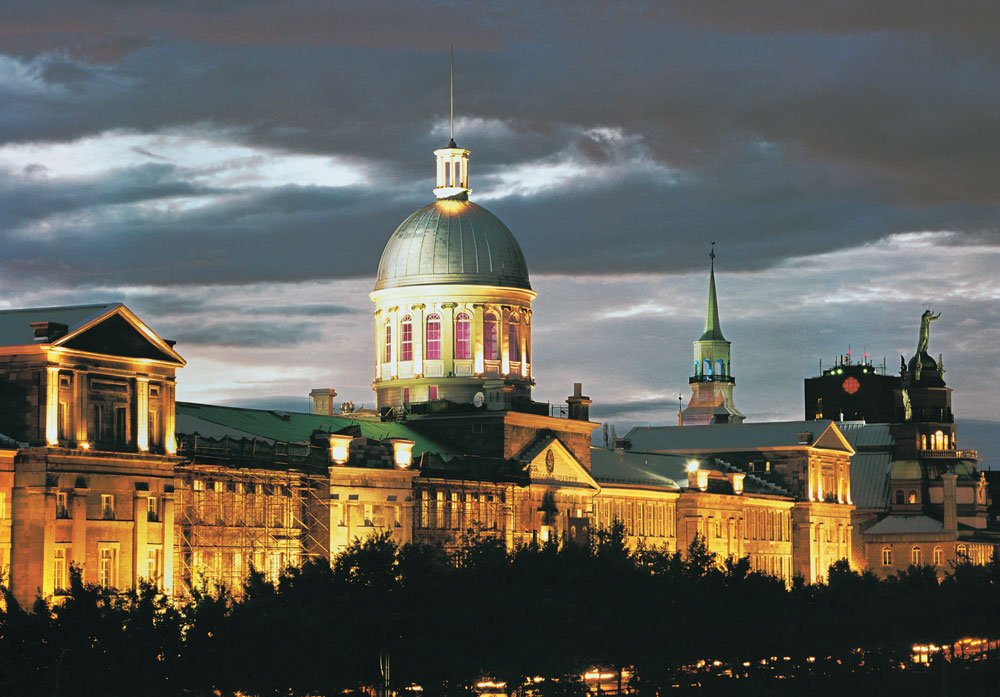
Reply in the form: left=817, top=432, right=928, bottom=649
left=329, top=434, right=353, bottom=465
left=686, top=460, right=699, bottom=473
left=79, top=441, right=91, bottom=450
left=390, top=438, right=415, bottom=468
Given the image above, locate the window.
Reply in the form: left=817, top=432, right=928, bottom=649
left=384, top=321, right=392, bottom=363
left=146, top=548, right=161, bottom=583
left=508, top=321, right=521, bottom=361
left=402, top=387, right=410, bottom=405
left=428, top=385, right=439, bottom=400
left=911, top=546, right=922, bottom=566
left=101, top=494, right=115, bottom=520
left=933, top=546, right=943, bottom=566
left=99, top=546, right=118, bottom=588
left=56, top=492, right=70, bottom=519
left=454, top=161, right=462, bottom=187
left=894, top=489, right=904, bottom=505
left=400, top=316, right=413, bottom=361
left=881, top=546, right=893, bottom=567
left=58, top=401, right=70, bottom=440
left=484, top=314, right=499, bottom=360
left=425, top=314, right=442, bottom=360
left=54, top=548, right=67, bottom=592
left=455, top=312, right=471, bottom=359
left=148, top=410, right=160, bottom=448
left=956, top=543, right=968, bottom=560
left=907, top=490, right=917, bottom=505
left=934, top=431, right=945, bottom=451
left=213, top=480, right=224, bottom=493
left=147, top=496, right=159, bottom=522
left=114, top=406, right=128, bottom=444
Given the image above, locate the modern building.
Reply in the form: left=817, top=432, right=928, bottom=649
left=680, top=246, right=744, bottom=426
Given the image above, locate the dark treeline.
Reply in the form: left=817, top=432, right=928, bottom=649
left=1, top=525, right=1000, bottom=697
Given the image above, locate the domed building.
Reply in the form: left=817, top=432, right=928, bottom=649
left=371, top=139, right=536, bottom=410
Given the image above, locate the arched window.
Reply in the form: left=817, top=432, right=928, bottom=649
left=895, top=489, right=904, bottom=505
left=425, top=314, right=441, bottom=360
left=932, top=546, right=943, bottom=566
left=716, top=358, right=725, bottom=376
left=907, top=490, right=917, bottom=505
left=384, top=321, right=392, bottom=363
left=455, top=312, right=471, bottom=359
left=920, top=434, right=928, bottom=451
left=911, top=546, right=922, bottom=566
left=881, top=546, right=893, bottom=567
left=400, top=316, right=413, bottom=362
left=508, top=320, right=521, bottom=361
left=484, top=314, right=499, bottom=360
left=956, top=544, right=968, bottom=560
left=703, top=359, right=712, bottom=376
left=934, top=430, right=945, bottom=451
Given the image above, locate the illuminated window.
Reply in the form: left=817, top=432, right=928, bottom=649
left=400, top=316, right=413, bottom=361
left=384, top=321, right=392, bottom=363
left=147, top=548, right=161, bottom=583
left=402, top=387, right=410, bottom=405
left=99, top=546, right=118, bottom=588
left=101, top=494, right=115, bottom=520
left=934, top=431, right=945, bottom=451
left=425, top=314, right=442, bottom=360
left=933, top=546, right=943, bottom=566
left=907, top=490, right=917, bottom=505
left=895, top=489, right=904, bottom=505
left=508, top=321, right=521, bottom=361
left=956, top=543, right=968, bottom=560
left=484, top=314, right=499, bottom=360
left=147, top=496, right=159, bottom=522
left=54, top=548, right=67, bottom=592
left=428, top=385, right=439, bottom=400
left=56, top=491, right=70, bottom=519
left=911, top=546, right=922, bottom=566
left=920, top=434, right=928, bottom=450
left=455, top=312, right=471, bottom=359
left=881, top=546, right=893, bottom=566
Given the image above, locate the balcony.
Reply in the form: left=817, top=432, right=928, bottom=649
left=919, top=449, right=978, bottom=460
left=689, top=375, right=735, bottom=384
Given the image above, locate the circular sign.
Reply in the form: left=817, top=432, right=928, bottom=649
left=842, top=377, right=861, bottom=395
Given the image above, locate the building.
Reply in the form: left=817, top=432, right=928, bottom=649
left=807, top=314, right=1000, bottom=579
left=680, top=246, right=744, bottom=426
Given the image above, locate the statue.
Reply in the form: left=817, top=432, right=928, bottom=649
left=901, top=388, right=912, bottom=421
left=917, top=309, right=940, bottom=355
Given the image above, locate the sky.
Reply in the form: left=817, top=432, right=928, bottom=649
left=1, top=1, right=998, bottom=458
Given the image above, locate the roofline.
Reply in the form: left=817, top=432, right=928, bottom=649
left=51, top=303, right=186, bottom=366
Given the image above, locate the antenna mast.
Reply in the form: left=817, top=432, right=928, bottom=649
left=450, top=45, right=455, bottom=142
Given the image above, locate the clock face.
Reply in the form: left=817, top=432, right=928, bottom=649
left=842, top=377, right=861, bottom=395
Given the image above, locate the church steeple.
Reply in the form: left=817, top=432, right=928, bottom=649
left=700, top=243, right=726, bottom=342
left=681, top=243, right=744, bottom=425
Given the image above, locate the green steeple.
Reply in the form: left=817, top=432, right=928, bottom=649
left=699, top=243, right=726, bottom=342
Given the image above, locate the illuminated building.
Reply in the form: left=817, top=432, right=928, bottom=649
left=680, top=246, right=743, bottom=426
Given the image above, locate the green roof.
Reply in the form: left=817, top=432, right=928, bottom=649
left=699, top=253, right=726, bottom=342
left=175, top=402, right=455, bottom=459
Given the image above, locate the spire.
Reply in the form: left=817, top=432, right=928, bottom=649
left=434, top=46, right=470, bottom=200
left=700, top=242, right=726, bottom=342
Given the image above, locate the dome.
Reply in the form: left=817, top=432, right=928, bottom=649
left=375, top=199, right=531, bottom=291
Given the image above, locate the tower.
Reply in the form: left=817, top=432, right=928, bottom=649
left=370, top=63, right=535, bottom=411
left=681, top=245, right=744, bottom=425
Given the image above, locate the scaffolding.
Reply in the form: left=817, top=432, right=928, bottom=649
left=174, top=435, right=331, bottom=594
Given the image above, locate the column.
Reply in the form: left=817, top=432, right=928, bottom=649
left=133, top=492, right=148, bottom=588
left=136, top=376, right=150, bottom=452
left=472, top=304, right=485, bottom=374
left=164, top=381, right=177, bottom=455
left=441, top=303, right=456, bottom=370
left=373, top=309, right=382, bottom=381
left=411, top=304, right=425, bottom=376
left=45, top=365, right=60, bottom=446
left=73, top=369, right=89, bottom=445
left=520, top=310, right=529, bottom=378
left=389, top=307, right=399, bottom=377
left=162, top=495, right=175, bottom=595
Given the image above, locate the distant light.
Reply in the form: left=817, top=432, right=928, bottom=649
left=686, top=460, right=699, bottom=473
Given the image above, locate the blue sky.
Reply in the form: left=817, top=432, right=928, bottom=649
left=1, top=1, right=997, bottom=458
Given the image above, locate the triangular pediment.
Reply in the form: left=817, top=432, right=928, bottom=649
left=55, top=306, right=185, bottom=366
left=813, top=422, right=855, bottom=454
left=523, top=437, right=600, bottom=491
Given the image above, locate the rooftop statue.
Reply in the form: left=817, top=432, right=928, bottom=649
left=917, top=310, right=940, bottom=355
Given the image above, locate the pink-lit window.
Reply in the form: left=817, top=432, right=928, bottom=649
left=401, top=316, right=413, bottom=361
left=425, top=314, right=442, bottom=360
left=484, top=314, right=499, bottom=360
left=402, top=387, right=410, bottom=405
left=455, top=312, right=471, bottom=359
left=384, top=322, right=392, bottom=363
left=428, top=385, right=439, bottom=400
left=508, top=321, right=521, bottom=361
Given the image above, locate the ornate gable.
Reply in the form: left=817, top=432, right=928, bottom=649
left=522, top=435, right=600, bottom=491
left=54, top=306, right=185, bottom=366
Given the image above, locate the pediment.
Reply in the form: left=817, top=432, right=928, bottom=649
left=813, top=422, right=854, bottom=454
left=524, top=437, right=600, bottom=491
left=55, top=308, right=184, bottom=366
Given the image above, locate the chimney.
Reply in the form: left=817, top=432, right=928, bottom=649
left=566, top=382, right=592, bottom=421
left=310, top=387, right=338, bottom=415
left=942, top=471, right=958, bottom=532
left=30, top=321, right=68, bottom=343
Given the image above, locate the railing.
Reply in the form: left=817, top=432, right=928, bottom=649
left=919, top=449, right=978, bottom=460
left=689, top=375, right=735, bottom=384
